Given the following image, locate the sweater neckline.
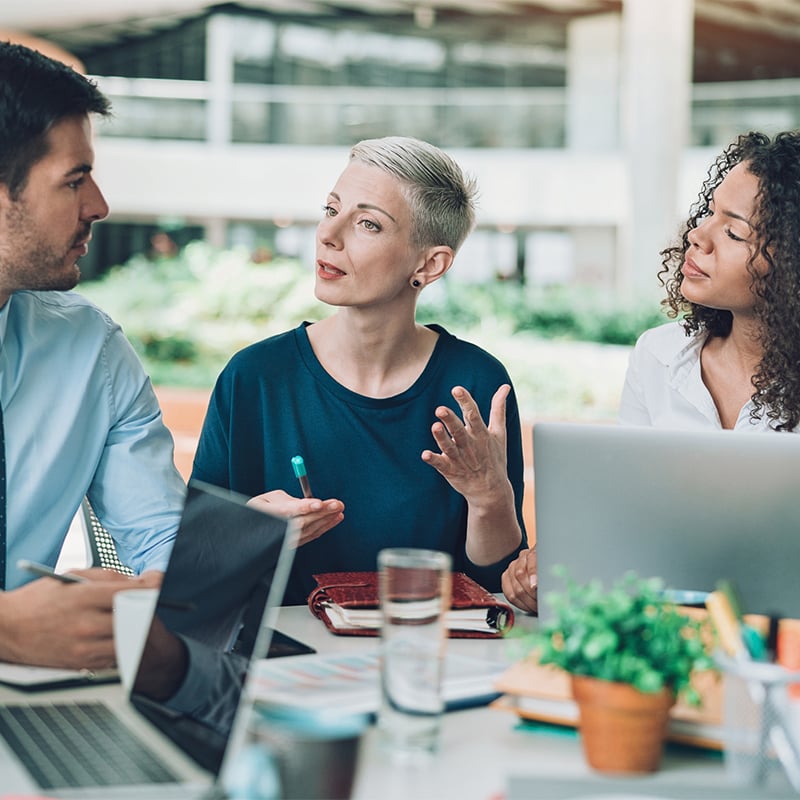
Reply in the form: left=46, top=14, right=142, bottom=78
left=294, top=321, right=451, bottom=408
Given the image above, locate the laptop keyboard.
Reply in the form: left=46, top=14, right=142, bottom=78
left=0, top=701, right=180, bottom=789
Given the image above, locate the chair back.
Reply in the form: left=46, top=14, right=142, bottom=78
left=81, top=498, right=135, bottom=576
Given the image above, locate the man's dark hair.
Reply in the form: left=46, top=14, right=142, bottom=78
left=0, top=41, right=111, bottom=198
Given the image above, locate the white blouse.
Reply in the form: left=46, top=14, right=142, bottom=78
left=618, top=321, right=789, bottom=432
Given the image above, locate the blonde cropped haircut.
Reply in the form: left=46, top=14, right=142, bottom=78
left=349, top=136, right=478, bottom=252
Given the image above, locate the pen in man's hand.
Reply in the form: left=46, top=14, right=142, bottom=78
left=18, top=558, right=195, bottom=611
left=17, top=559, right=86, bottom=584
left=291, top=455, right=313, bottom=498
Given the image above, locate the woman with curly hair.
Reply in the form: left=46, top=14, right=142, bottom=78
left=619, top=130, right=800, bottom=432
left=502, top=130, right=800, bottom=615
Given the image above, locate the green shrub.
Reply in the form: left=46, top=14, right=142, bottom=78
left=78, top=243, right=663, bottom=419
left=141, top=334, right=198, bottom=362
left=78, top=242, right=330, bottom=383
left=418, top=280, right=664, bottom=346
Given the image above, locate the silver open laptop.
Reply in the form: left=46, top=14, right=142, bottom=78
left=533, top=422, right=800, bottom=620
left=0, top=480, right=299, bottom=799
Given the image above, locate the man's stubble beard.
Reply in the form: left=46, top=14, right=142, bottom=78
left=0, top=200, right=83, bottom=293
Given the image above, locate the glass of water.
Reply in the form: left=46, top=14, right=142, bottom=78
left=377, top=547, right=452, bottom=761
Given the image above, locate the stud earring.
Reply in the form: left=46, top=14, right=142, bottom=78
left=412, top=279, right=421, bottom=288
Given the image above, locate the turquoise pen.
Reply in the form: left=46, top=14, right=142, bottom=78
left=291, top=455, right=313, bottom=498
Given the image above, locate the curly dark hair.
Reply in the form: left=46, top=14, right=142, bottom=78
left=659, top=130, right=800, bottom=431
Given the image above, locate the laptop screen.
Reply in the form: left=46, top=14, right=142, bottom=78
left=533, top=422, right=800, bottom=621
left=129, top=480, right=296, bottom=774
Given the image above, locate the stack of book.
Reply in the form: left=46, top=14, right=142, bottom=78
left=491, top=657, right=726, bottom=750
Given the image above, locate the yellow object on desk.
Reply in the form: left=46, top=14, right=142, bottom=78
left=706, top=590, right=748, bottom=658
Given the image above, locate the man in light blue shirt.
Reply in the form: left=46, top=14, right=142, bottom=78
left=0, top=42, right=185, bottom=668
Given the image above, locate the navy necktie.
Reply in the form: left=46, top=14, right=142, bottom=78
left=0, top=403, right=5, bottom=590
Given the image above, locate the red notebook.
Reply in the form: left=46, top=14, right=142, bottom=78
left=307, top=571, right=514, bottom=639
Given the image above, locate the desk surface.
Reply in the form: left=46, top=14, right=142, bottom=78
left=271, top=605, right=782, bottom=800
left=0, top=605, right=792, bottom=800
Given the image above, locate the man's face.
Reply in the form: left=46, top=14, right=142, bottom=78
left=0, top=114, right=109, bottom=306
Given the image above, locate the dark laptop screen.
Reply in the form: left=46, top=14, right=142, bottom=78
left=130, top=481, right=293, bottom=774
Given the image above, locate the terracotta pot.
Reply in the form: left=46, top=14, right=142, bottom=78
left=570, top=674, right=675, bottom=774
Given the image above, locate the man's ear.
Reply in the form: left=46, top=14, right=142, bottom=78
left=413, top=245, right=455, bottom=287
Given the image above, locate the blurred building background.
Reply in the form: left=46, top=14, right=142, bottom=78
left=4, top=0, right=800, bottom=299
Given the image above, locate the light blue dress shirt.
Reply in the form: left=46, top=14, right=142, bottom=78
left=0, top=290, right=186, bottom=589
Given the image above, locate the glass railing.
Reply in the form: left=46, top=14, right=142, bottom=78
left=93, top=75, right=800, bottom=149
left=691, top=79, right=800, bottom=146
left=92, top=77, right=563, bottom=147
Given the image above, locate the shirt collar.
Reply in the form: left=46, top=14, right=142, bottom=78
left=0, top=293, right=11, bottom=349
left=663, top=328, right=704, bottom=385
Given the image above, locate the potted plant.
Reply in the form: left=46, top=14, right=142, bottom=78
left=525, top=566, right=715, bottom=774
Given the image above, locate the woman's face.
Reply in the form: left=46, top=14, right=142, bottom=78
left=681, top=161, right=767, bottom=316
left=314, top=160, right=422, bottom=310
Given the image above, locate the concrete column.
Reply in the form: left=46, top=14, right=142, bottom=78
left=572, top=226, right=619, bottom=288
left=566, top=13, right=622, bottom=151
left=203, top=217, right=228, bottom=248
left=620, top=0, right=694, bottom=301
left=565, top=13, right=622, bottom=289
left=205, top=14, right=235, bottom=145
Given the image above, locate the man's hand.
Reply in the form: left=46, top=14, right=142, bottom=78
left=501, top=547, right=538, bottom=614
left=0, top=569, right=158, bottom=670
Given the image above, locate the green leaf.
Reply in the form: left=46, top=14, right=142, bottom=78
left=510, top=565, right=718, bottom=705
left=582, top=630, right=618, bottom=661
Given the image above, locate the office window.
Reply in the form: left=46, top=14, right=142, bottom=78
left=232, top=17, right=277, bottom=84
